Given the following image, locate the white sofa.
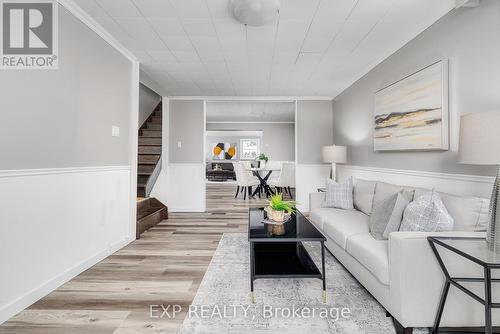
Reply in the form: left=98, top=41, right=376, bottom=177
left=309, top=178, right=496, bottom=332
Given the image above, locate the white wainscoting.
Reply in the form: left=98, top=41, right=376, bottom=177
left=151, top=163, right=206, bottom=212
left=337, top=165, right=495, bottom=198
left=0, top=166, right=133, bottom=324
left=296, top=164, right=331, bottom=212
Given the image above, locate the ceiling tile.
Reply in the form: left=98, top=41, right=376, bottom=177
left=79, top=0, right=454, bottom=97
left=95, top=0, right=141, bottom=18
left=315, top=0, right=358, bottom=20
left=169, top=0, right=210, bottom=18
left=147, top=50, right=177, bottom=63
left=206, top=0, right=231, bottom=18
left=213, top=19, right=245, bottom=41
left=182, top=19, right=217, bottom=37
left=162, top=36, right=195, bottom=51
left=148, top=18, right=186, bottom=37
left=114, top=18, right=167, bottom=50
left=75, top=0, right=109, bottom=18
left=172, top=51, right=201, bottom=63
left=191, top=37, right=222, bottom=52
left=301, top=19, right=344, bottom=52
left=279, top=0, right=320, bottom=21
left=132, top=0, right=176, bottom=18
left=198, top=51, right=225, bottom=62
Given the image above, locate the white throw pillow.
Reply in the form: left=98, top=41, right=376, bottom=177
left=400, top=190, right=454, bottom=232
left=323, top=177, right=354, bottom=210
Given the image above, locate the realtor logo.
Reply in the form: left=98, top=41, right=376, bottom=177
left=1, top=0, right=58, bottom=69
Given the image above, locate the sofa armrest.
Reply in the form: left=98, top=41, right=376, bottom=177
left=309, top=192, right=325, bottom=211
left=388, top=231, right=486, bottom=327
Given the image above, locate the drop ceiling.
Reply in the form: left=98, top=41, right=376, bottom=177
left=74, top=0, right=456, bottom=98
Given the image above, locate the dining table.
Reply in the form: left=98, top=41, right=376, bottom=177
left=246, top=167, right=280, bottom=198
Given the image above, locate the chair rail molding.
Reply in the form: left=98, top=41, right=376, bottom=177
left=338, top=165, right=495, bottom=198
left=0, top=165, right=130, bottom=178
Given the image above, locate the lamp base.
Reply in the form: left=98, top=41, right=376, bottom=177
left=487, top=165, right=500, bottom=253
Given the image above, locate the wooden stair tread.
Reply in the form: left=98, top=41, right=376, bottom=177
left=140, top=130, right=162, bottom=138
left=138, top=146, right=161, bottom=154
left=137, top=206, right=165, bottom=221
left=138, top=154, right=160, bottom=164
left=139, top=137, right=162, bottom=146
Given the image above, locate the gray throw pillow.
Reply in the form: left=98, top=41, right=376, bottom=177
left=400, top=190, right=454, bottom=232
left=323, top=177, right=354, bottom=210
left=369, top=191, right=410, bottom=240
left=382, top=192, right=411, bottom=239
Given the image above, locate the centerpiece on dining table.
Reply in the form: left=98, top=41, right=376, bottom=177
left=263, top=193, right=297, bottom=236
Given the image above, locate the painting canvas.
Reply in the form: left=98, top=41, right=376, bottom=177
left=374, top=60, right=449, bottom=151
left=212, top=142, right=237, bottom=160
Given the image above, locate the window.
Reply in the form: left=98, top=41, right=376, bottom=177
left=240, top=138, right=260, bottom=160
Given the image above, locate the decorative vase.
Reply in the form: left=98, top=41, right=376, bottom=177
left=267, top=223, right=285, bottom=236
left=260, top=160, right=266, bottom=168
left=267, top=207, right=285, bottom=222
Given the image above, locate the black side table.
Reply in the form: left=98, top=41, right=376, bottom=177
left=428, top=237, right=500, bottom=334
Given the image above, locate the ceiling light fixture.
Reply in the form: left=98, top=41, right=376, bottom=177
left=229, top=0, right=280, bottom=27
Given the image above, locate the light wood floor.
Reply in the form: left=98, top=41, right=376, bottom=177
left=0, top=183, right=286, bottom=334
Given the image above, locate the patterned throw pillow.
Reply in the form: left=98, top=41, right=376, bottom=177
left=369, top=191, right=411, bottom=240
left=400, top=190, right=454, bottom=232
left=323, top=177, right=354, bottom=210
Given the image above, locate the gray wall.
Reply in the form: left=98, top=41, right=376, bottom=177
left=169, top=100, right=204, bottom=163
left=0, top=6, right=133, bottom=170
left=297, top=101, right=334, bottom=164
left=332, top=1, right=500, bottom=176
left=139, top=83, right=161, bottom=126
left=206, top=123, right=295, bottom=161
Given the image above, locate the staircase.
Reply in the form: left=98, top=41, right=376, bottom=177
left=136, top=197, right=168, bottom=239
left=138, top=102, right=163, bottom=198
left=136, top=101, right=168, bottom=239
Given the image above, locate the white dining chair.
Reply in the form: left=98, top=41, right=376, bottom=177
left=268, top=162, right=295, bottom=199
left=233, top=162, right=259, bottom=200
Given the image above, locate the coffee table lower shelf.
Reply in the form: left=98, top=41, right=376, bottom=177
left=249, top=241, right=326, bottom=302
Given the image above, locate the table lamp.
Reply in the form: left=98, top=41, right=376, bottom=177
left=459, top=111, right=500, bottom=252
left=322, top=145, right=347, bottom=182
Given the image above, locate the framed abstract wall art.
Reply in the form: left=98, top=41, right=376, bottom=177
left=212, top=142, right=237, bottom=160
left=373, top=60, right=449, bottom=151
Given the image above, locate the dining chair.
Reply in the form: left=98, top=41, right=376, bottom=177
left=268, top=162, right=295, bottom=198
left=232, top=162, right=259, bottom=200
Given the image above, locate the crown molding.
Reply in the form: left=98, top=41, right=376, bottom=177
left=167, top=96, right=334, bottom=101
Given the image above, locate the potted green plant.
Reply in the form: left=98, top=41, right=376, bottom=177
left=256, top=153, right=269, bottom=168
left=265, top=193, right=296, bottom=222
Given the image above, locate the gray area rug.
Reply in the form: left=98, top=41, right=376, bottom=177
left=179, top=233, right=428, bottom=334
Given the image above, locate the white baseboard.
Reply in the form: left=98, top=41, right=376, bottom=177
left=0, top=236, right=133, bottom=324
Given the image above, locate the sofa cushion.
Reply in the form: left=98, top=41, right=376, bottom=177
left=373, top=182, right=414, bottom=211
left=346, top=233, right=389, bottom=285
left=354, top=179, right=376, bottom=215
left=318, top=209, right=369, bottom=249
left=414, top=189, right=489, bottom=232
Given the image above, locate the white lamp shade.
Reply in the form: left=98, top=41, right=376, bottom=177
left=459, top=111, right=500, bottom=165
left=322, top=145, right=347, bottom=164
left=230, top=0, right=280, bottom=27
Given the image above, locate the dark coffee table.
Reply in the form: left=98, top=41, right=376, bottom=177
left=248, top=207, right=327, bottom=302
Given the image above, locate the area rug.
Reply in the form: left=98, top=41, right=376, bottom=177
left=179, top=233, right=427, bottom=334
